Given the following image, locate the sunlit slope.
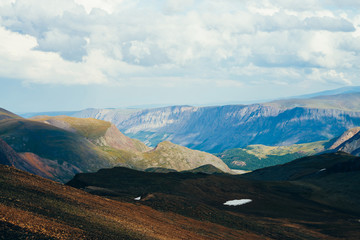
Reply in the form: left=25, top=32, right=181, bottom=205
left=0, top=107, right=21, bottom=120
left=28, top=114, right=231, bottom=174
left=32, top=115, right=150, bottom=152
left=217, top=141, right=328, bottom=170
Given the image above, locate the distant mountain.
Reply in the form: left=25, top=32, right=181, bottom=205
left=0, top=165, right=250, bottom=240
left=294, top=86, right=360, bottom=99
left=38, top=92, right=360, bottom=153
left=19, top=110, right=78, bottom=118
left=265, top=92, right=360, bottom=111
left=67, top=154, right=360, bottom=239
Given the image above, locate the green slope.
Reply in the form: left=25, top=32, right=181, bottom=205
left=216, top=141, right=328, bottom=171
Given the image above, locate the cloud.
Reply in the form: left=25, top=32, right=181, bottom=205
left=0, top=0, right=359, bottom=90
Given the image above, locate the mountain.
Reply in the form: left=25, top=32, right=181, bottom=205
left=32, top=116, right=230, bottom=173
left=31, top=115, right=150, bottom=153
left=38, top=92, right=360, bottom=153
left=265, top=92, right=360, bottom=111
left=0, top=108, right=230, bottom=181
left=0, top=117, right=114, bottom=182
left=0, top=165, right=255, bottom=240
left=67, top=153, right=360, bottom=239
left=294, top=86, right=360, bottom=99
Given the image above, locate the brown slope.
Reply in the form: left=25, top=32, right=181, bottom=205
left=0, top=138, right=79, bottom=181
left=0, top=107, right=21, bottom=120
left=32, top=115, right=150, bottom=152
left=0, top=164, right=261, bottom=240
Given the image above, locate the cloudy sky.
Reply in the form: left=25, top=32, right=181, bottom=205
left=1, top=0, right=360, bottom=112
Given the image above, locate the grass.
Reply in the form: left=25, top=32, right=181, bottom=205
left=217, top=141, right=327, bottom=170
left=32, top=116, right=111, bottom=140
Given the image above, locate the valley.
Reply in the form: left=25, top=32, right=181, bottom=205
left=1, top=87, right=360, bottom=239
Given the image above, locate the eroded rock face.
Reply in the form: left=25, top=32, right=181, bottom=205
left=329, top=127, right=360, bottom=150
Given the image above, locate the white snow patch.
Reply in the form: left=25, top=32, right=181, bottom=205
left=319, top=168, right=326, bottom=172
left=134, top=196, right=141, bottom=201
left=223, top=199, right=252, bottom=206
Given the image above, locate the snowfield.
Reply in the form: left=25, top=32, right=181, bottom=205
left=223, top=199, right=252, bottom=206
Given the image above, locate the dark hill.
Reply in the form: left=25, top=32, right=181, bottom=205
left=67, top=155, right=360, bottom=239
left=0, top=118, right=112, bottom=182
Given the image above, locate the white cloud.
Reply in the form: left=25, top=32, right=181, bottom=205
left=0, top=0, right=359, bottom=89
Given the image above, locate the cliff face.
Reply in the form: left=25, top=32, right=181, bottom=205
left=73, top=105, right=360, bottom=153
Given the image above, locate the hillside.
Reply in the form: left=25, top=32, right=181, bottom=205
left=31, top=115, right=229, bottom=173
left=0, top=109, right=230, bottom=181
left=67, top=155, right=360, bottom=239
left=243, top=152, right=360, bottom=213
left=216, top=141, right=328, bottom=170
left=0, top=164, right=256, bottom=240
left=0, top=107, right=21, bottom=120
left=32, top=115, right=150, bottom=152
left=0, top=118, right=114, bottom=182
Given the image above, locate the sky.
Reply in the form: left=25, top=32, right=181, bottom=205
left=1, top=0, right=360, bottom=113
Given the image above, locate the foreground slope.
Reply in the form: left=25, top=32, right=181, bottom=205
left=0, top=165, right=258, bottom=240
left=67, top=153, right=360, bottom=240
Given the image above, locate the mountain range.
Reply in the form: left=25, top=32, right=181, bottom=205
left=21, top=88, right=360, bottom=153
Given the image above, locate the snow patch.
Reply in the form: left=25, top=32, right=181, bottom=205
left=223, top=199, right=252, bottom=206
left=319, top=168, right=326, bottom=172
left=134, top=196, right=141, bottom=201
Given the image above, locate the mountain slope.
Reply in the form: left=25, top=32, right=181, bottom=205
left=0, top=108, right=230, bottom=181
left=243, top=152, right=360, bottom=214
left=0, top=165, right=257, bottom=240
left=0, top=107, right=21, bottom=120
left=32, top=115, right=230, bottom=172
left=32, top=115, right=150, bottom=152
left=67, top=158, right=360, bottom=239
left=0, top=118, right=113, bottom=182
